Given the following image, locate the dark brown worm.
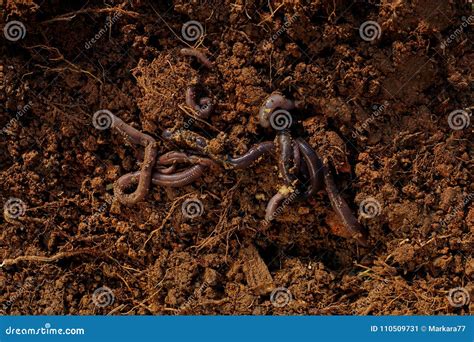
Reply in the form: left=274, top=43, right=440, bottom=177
left=276, top=131, right=296, bottom=186
left=226, top=141, right=275, bottom=169
left=110, top=114, right=159, bottom=205
left=185, top=86, right=214, bottom=119
left=258, top=93, right=302, bottom=128
left=180, top=48, right=213, bottom=68
left=295, top=138, right=324, bottom=197
left=322, top=165, right=368, bottom=247
left=293, top=140, right=301, bottom=171
left=265, top=192, right=287, bottom=222
left=117, top=164, right=206, bottom=188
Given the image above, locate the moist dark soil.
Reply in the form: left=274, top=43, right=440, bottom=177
left=1, top=0, right=472, bottom=315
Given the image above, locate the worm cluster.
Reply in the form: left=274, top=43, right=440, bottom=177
left=103, top=48, right=368, bottom=247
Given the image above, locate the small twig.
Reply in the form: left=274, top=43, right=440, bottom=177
left=1, top=248, right=102, bottom=268
left=142, top=194, right=190, bottom=249
left=178, top=104, right=221, bottom=133
left=41, top=7, right=139, bottom=24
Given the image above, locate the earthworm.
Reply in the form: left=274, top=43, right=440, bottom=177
left=158, top=151, right=192, bottom=165
left=156, top=165, right=176, bottom=174
left=185, top=86, right=214, bottom=119
left=110, top=114, right=159, bottom=205
left=111, top=113, right=155, bottom=146
left=226, top=141, right=275, bottom=169
left=265, top=191, right=287, bottom=222
left=158, top=151, right=219, bottom=169
left=293, top=141, right=301, bottom=171
left=162, top=129, right=208, bottom=152
left=258, top=93, right=303, bottom=128
left=276, top=131, right=296, bottom=186
left=295, top=138, right=324, bottom=197
left=114, top=141, right=159, bottom=205
left=180, top=48, right=213, bottom=68
left=322, top=165, right=368, bottom=247
left=117, top=164, right=206, bottom=188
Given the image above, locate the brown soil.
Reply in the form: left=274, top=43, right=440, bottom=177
left=1, top=0, right=472, bottom=315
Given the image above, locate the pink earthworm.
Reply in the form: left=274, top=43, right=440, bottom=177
left=265, top=192, right=287, bottom=222
left=162, top=129, right=209, bottom=152
left=116, top=164, right=206, bottom=188
left=156, top=165, right=176, bottom=174
left=110, top=114, right=159, bottom=205
left=258, top=93, right=303, bottom=128
left=185, top=86, right=214, bottom=119
left=226, top=141, right=275, bottom=169
left=322, top=165, right=368, bottom=247
left=158, top=151, right=219, bottom=169
left=180, top=48, right=213, bottom=68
